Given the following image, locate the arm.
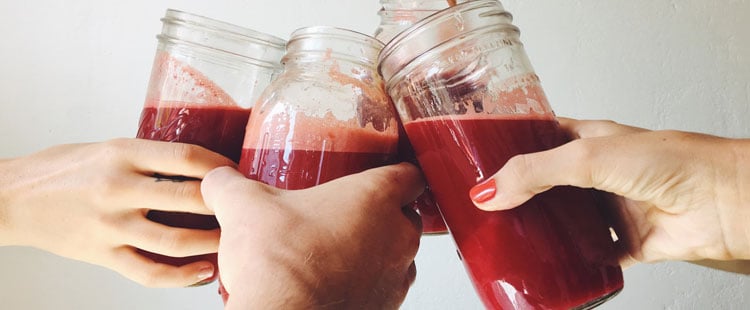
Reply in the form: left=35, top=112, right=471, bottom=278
left=201, top=163, right=424, bottom=309
left=470, top=118, right=750, bottom=271
left=0, top=138, right=236, bottom=286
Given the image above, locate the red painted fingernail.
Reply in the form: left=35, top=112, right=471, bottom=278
left=470, top=178, right=497, bottom=203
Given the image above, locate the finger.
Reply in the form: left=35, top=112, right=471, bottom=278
left=121, top=139, right=236, bottom=178
left=121, top=218, right=220, bottom=258
left=470, top=139, right=602, bottom=211
left=125, top=177, right=213, bottom=215
left=318, top=162, right=426, bottom=209
left=109, top=247, right=216, bottom=288
left=405, top=261, right=417, bottom=288
left=558, top=118, right=647, bottom=139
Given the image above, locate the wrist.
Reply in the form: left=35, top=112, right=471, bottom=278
left=0, top=157, right=28, bottom=247
left=224, top=255, right=323, bottom=309
left=0, top=158, right=15, bottom=246
left=718, top=138, right=750, bottom=259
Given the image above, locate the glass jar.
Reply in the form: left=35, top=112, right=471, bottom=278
left=376, top=0, right=468, bottom=234
left=374, top=0, right=467, bottom=43
left=135, top=9, right=285, bottom=269
left=238, top=26, right=399, bottom=188
left=379, top=1, right=624, bottom=309
left=228, top=27, right=399, bottom=301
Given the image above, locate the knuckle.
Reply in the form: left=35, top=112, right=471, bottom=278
left=157, top=230, right=186, bottom=254
left=358, top=171, right=392, bottom=197
left=563, top=139, right=599, bottom=186
left=504, top=154, right=534, bottom=181
left=102, top=138, right=131, bottom=154
left=396, top=219, right=421, bottom=264
left=92, top=171, right=130, bottom=205
left=171, top=143, right=198, bottom=162
left=135, top=267, right=166, bottom=288
left=119, top=256, right=166, bottom=288
left=174, top=182, right=202, bottom=202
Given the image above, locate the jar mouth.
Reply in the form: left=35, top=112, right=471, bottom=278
left=379, top=0, right=468, bottom=11
left=283, top=26, right=384, bottom=67
left=160, top=9, right=286, bottom=68
left=378, top=0, right=516, bottom=85
left=163, top=9, right=286, bottom=47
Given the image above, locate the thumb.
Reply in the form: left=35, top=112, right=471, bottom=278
left=200, top=166, right=244, bottom=212
left=201, top=166, right=276, bottom=216
left=470, top=140, right=602, bottom=211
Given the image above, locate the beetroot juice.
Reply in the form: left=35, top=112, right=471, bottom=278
left=239, top=148, right=392, bottom=189
left=397, top=130, right=448, bottom=234
left=405, top=115, right=623, bottom=309
left=137, top=105, right=250, bottom=163
left=238, top=110, right=398, bottom=188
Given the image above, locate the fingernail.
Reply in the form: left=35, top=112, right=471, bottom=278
left=198, top=264, right=215, bottom=280
left=189, top=265, right=215, bottom=287
left=470, top=178, right=497, bottom=204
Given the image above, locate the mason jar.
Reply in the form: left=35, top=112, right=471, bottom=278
left=135, top=9, right=285, bottom=270
left=239, top=26, right=399, bottom=188
left=228, top=27, right=400, bottom=301
left=379, top=1, right=624, bottom=308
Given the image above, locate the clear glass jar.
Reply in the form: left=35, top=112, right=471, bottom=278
left=238, top=26, right=399, bottom=190
left=374, top=0, right=467, bottom=43
left=227, top=28, right=398, bottom=302
left=135, top=9, right=285, bottom=270
left=379, top=1, right=624, bottom=309
left=376, top=0, right=465, bottom=234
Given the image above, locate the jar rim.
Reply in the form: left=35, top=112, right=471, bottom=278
left=288, top=26, right=383, bottom=49
left=378, top=0, right=515, bottom=84
left=283, top=26, right=384, bottom=67
left=163, top=9, right=287, bottom=49
left=379, top=0, right=468, bottom=11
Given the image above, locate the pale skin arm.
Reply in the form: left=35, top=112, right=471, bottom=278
left=469, top=118, right=750, bottom=272
left=201, top=163, right=425, bottom=309
left=0, top=138, right=236, bottom=287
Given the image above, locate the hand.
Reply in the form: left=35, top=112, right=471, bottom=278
left=470, top=118, right=750, bottom=268
left=201, top=163, right=424, bottom=310
left=0, top=138, right=235, bottom=287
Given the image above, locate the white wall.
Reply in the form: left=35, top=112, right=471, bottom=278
left=0, top=0, right=748, bottom=309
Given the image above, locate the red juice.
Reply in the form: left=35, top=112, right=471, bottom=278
left=239, top=148, right=393, bottom=189
left=397, top=130, right=448, bottom=234
left=404, top=115, right=623, bottom=309
left=239, top=111, right=399, bottom=188
left=137, top=105, right=250, bottom=163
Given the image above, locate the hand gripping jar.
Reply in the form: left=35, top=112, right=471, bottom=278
left=135, top=9, right=285, bottom=269
left=379, top=1, right=624, bottom=309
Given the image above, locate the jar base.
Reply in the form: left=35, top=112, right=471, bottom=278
left=572, top=287, right=623, bottom=310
